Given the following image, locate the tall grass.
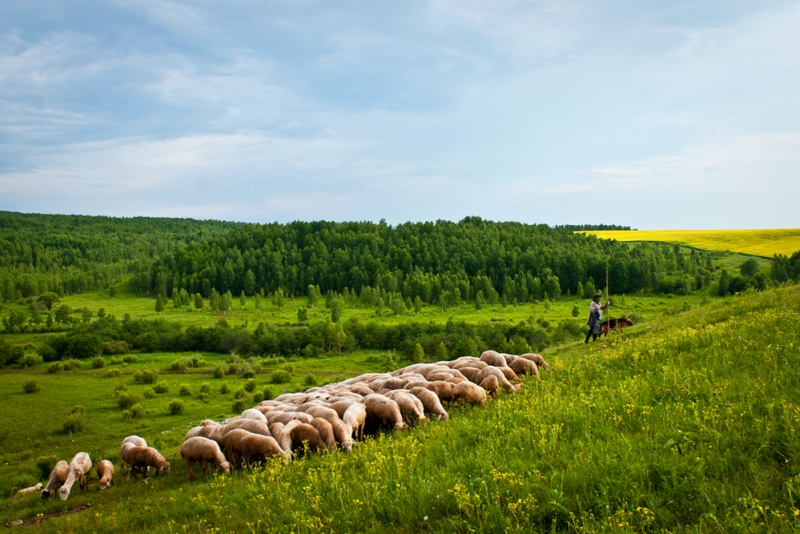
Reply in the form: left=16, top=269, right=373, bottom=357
left=3, top=287, right=799, bottom=532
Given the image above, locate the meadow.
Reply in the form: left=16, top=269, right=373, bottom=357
left=1, top=285, right=799, bottom=532
left=585, top=228, right=800, bottom=258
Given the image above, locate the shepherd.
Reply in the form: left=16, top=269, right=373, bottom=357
left=584, top=292, right=610, bottom=344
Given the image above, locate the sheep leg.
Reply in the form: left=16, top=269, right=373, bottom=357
left=187, top=459, right=196, bottom=481
left=200, top=459, right=207, bottom=478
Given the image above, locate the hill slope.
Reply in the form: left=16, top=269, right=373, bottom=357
left=4, top=285, right=799, bottom=532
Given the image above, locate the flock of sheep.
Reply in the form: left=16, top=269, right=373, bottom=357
left=28, top=349, right=547, bottom=495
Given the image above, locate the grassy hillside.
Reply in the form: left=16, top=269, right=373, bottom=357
left=2, top=285, right=799, bottom=532
left=585, top=228, right=800, bottom=258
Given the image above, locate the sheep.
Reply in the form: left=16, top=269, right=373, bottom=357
left=408, top=387, right=449, bottom=421
left=16, top=483, right=43, bottom=497
left=480, top=350, right=510, bottom=368
left=456, top=366, right=481, bottom=383
left=59, top=452, right=92, bottom=501
left=303, top=404, right=355, bottom=451
left=240, top=408, right=268, bottom=423
left=510, top=357, right=540, bottom=381
left=267, top=411, right=314, bottom=425
left=479, top=374, right=501, bottom=396
left=309, top=417, right=337, bottom=451
left=221, top=429, right=253, bottom=468
left=181, top=436, right=232, bottom=480
left=384, top=390, right=427, bottom=426
left=124, top=446, right=170, bottom=478
left=451, top=381, right=487, bottom=406
left=362, top=394, right=407, bottom=434
left=475, top=366, right=515, bottom=392
left=185, top=420, right=223, bottom=441
left=238, top=433, right=291, bottom=465
left=425, top=380, right=456, bottom=402
left=279, top=420, right=328, bottom=454
left=519, top=353, right=549, bottom=370
left=345, top=384, right=376, bottom=397
left=96, top=460, right=114, bottom=490
left=41, top=460, right=69, bottom=499
left=342, top=402, right=367, bottom=441
left=330, top=399, right=356, bottom=419
left=220, top=418, right=271, bottom=438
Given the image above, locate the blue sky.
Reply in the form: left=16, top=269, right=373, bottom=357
left=1, top=1, right=798, bottom=229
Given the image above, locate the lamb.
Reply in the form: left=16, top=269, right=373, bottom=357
left=59, top=452, right=92, bottom=501
left=96, top=460, right=115, bottom=489
left=384, top=390, right=427, bottom=426
left=41, top=460, right=69, bottom=499
left=180, top=436, right=232, bottom=480
left=451, top=381, right=487, bottom=406
left=362, top=394, right=407, bottom=434
left=123, top=446, right=170, bottom=478
left=342, top=402, right=367, bottom=441
left=408, top=387, right=449, bottom=421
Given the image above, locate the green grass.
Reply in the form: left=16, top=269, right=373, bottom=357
left=2, top=286, right=799, bottom=531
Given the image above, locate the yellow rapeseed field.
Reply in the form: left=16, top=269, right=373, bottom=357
left=585, top=228, right=800, bottom=257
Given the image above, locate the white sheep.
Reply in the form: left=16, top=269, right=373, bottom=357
left=59, top=452, right=92, bottom=501
left=180, top=436, right=231, bottom=480
left=342, top=402, right=367, bottom=442
left=362, top=394, right=407, bottom=434
left=384, top=390, right=428, bottom=426
left=408, top=387, right=449, bottom=421
left=15, top=483, right=43, bottom=497
left=41, top=460, right=69, bottom=499
left=123, top=446, right=170, bottom=478
left=240, top=408, right=268, bottom=423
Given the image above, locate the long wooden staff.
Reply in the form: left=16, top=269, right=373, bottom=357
left=606, top=263, right=611, bottom=334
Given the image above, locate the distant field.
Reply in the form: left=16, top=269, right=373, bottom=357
left=585, top=228, right=800, bottom=257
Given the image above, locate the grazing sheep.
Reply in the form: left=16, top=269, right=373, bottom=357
left=41, top=460, right=69, bottom=499
left=267, top=411, right=314, bottom=425
left=426, top=380, right=456, bottom=402
left=303, top=404, right=355, bottom=451
left=181, top=436, right=232, bottom=480
left=221, top=429, right=252, bottom=468
left=59, top=452, right=92, bottom=501
left=96, top=460, right=114, bottom=490
left=479, top=375, right=501, bottom=396
left=279, top=420, right=328, bottom=454
left=475, top=366, right=515, bottom=392
left=384, top=390, right=427, bottom=426
left=408, top=387, right=449, bottom=421
left=451, top=358, right=487, bottom=371
left=309, top=417, right=336, bottom=451
left=451, top=381, right=487, bottom=406
left=510, top=357, right=540, bottom=381
left=520, top=353, right=549, bottom=370
left=363, top=394, right=407, bottom=434
left=240, top=408, right=268, bottom=423
left=330, top=399, right=356, bottom=419
left=220, top=418, right=271, bottom=438
left=456, top=366, right=481, bottom=383
left=16, top=483, right=43, bottom=496
left=269, top=422, right=286, bottom=443
left=345, top=384, right=376, bottom=397
left=343, top=402, right=367, bottom=441
left=124, top=446, right=170, bottom=478
left=237, top=433, right=291, bottom=465
left=480, top=350, right=510, bottom=368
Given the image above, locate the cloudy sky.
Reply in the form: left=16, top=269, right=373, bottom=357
left=1, top=1, right=798, bottom=229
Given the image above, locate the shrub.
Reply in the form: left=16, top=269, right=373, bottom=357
left=19, top=353, right=43, bottom=369
left=122, top=354, right=138, bottom=363
left=199, top=383, right=211, bottom=395
left=303, top=375, right=318, bottom=387
left=213, top=365, right=225, bottom=379
left=104, top=369, right=121, bottom=378
left=142, top=387, right=157, bottom=399
left=48, top=362, right=63, bottom=374
left=234, top=388, right=248, bottom=399
left=232, top=399, right=247, bottom=413
left=117, top=391, right=141, bottom=410
left=244, top=378, right=257, bottom=392
left=171, top=358, right=189, bottom=373
left=220, top=383, right=230, bottom=395
left=62, top=359, right=82, bottom=371
left=125, top=403, right=145, bottom=420
left=168, top=399, right=185, bottom=415
left=261, top=386, right=274, bottom=401
left=22, top=380, right=40, bottom=394
left=179, top=383, right=192, bottom=396
left=268, top=370, right=292, bottom=384
left=35, top=456, right=58, bottom=480
left=61, top=414, right=85, bottom=434
left=153, top=382, right=169, bottom=394
left=134, top=368, right=159, bottom=384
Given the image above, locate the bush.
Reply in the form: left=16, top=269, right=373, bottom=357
left=48, top=362, right=63, bottom=374
left=123, top=354, right=138, bottom=363
left=22, top=380, right=40, bottom=394
left=125, top=403, right=145, bottom=420
left=62, top=359, right=82, bottom=371
left=171, top=358, right=190, bottom=373
left=168, top=399, right=185, bottom=415
left=117, top=391, right=141, bottom=410
left=244, top=378, right=257, bottom=392
left=143, top=387, right=157, bottom=399
left=213, top=365, right=225, bottom=379
left=220, top=383, right=230, bottom=395
left=232, top=399, right=247, bottom=413
left=61, top=414, right=85, bottom=434
left=153, top=382, right=169, bottom=394
left=104, top=369, right=121, bottom=378
left=234, top=388, right=248, bottom=399
left=268, top=370, right=292, bottom=384
left=179, top=384, right=192, bottom=397
left=134, top=368, right=159, bottom=384
left=262, top=386, right=275, bottom=401
left=92, top=356, right=106, bottom=369
left=19, top=353, right=43, bottom=369
left=303, top=375, right=318, bottom=387
left=199, top=383, right=211, bottom=395
left=35, top=456, right=58, bottom=480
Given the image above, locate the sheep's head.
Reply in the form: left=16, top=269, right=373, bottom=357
left=99, top=479, right=112, bottom=490
left=219, top=461, right=231, bottom=475
left=41, top=489, right=51, bottom=499
left=58, top=486, right=70, bottom=501
left=159, top=462, right=171, bottom=474
left=393, top=422, right=408, bottom=431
